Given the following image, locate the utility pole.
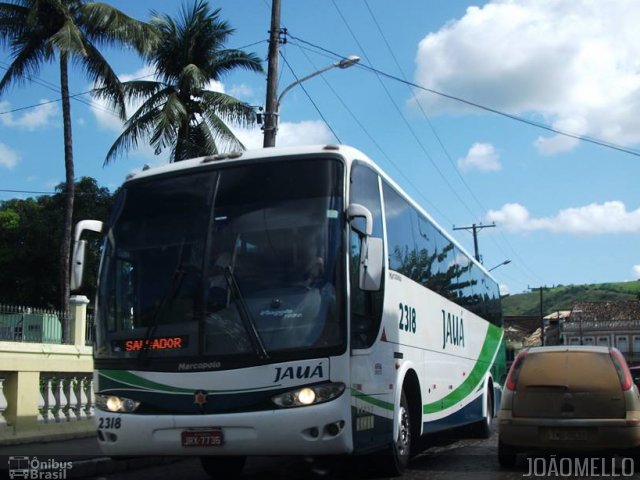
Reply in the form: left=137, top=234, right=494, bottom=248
left=263, top=0, right=282, bottom=148
left=452, top=222, right=495, bottom=263
left=529, top=285, right=548, bottom=346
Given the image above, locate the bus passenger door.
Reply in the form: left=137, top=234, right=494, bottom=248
left=348, top=163, right=393, bottom=452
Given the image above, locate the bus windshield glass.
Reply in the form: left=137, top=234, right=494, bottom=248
left=96, top=158, right=345, bottom=363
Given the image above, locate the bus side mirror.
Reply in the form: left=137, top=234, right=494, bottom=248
left=70, top=220, right=104, bottom=291
left=71, top=240, right=87, bottom=291
left=360, top=236, right=383, bottom=291
left=347, top=203, right=372, bottom=236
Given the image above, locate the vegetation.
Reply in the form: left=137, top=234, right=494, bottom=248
left=103, top=0, right=263, bottom=164
left=0, top=178, right=115, bottom=308
left=0, top=0, right=155, bottom=322
left=502, top=282, right=640, bottom=316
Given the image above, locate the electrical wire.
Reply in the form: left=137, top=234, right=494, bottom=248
left=361, top=1, right=544, bottom=286
left=279, top=52, right=341, bottom=143
left=288, top=34, right=640, bottom=159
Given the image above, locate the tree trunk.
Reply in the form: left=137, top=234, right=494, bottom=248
left=59, top=52, right=75, bottom=342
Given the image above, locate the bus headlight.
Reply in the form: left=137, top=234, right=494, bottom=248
left=96, top=394, right=140, bottom=413
left=271, top=382, right=345, bottom=408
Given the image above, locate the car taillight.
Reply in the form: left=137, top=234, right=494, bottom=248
left=610, top=348, right=633, bottom=391
left=506, top=350, right=528, bottom=391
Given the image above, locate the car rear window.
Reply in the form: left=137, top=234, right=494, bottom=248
left=518, top=351, right=621, bottom=392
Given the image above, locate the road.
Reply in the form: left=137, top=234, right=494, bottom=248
left=78, top=427, right=550, bottom=480
left=6, top=426, right=638, bottom=479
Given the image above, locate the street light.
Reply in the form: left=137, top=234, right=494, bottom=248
left=487, top=259, right=511, bottom=272
left=263, top=55, right=360, bottom=147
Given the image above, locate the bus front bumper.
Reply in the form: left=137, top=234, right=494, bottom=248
left=96, top=396, right=353, bottom=456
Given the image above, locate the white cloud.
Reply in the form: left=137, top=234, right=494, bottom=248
left=413, top=0, right=640, bottom=153
left=0, top=142, right=20, bottom=168
left=458, top=142, right=501, bottom=172
left=228, top=83, right=253, bottom=99
left=232, top=120, right=334, bottom=150
left=633, top=265, right=640, bottom=279
left=206, top=80, right=224, bottom=94
left=499, top=284, right=510, bottom=296
left=0, top=100, right=57, bottom=130
left=487, top=201, right=640, bottom=235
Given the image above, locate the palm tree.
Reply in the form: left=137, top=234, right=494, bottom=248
left=103, top=0, right=263, bottom=164
left=0, top=0, right=156, bottom=331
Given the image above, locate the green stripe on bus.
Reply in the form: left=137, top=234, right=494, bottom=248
left=99, top=370, right=282, bottom=394
left=100, top=370, right=194, bottom=393
left=351, top=388, right=394, bottom=411
left=423, top=325, right=503, bottom=414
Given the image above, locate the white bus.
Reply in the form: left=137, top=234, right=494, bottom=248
left=72, top=145, right=505, bottom=477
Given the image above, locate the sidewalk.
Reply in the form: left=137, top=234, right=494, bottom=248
left=0, top=435, right=178, bottom=478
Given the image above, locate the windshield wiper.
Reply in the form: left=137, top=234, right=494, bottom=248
left=137, top=245, right=188, bottom=362
left=222, top=266, right=269, bottom=360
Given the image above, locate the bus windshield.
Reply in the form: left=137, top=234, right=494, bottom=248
left=95, top=158, right=345, bottom=365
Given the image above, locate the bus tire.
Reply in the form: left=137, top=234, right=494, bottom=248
left=472, top=386, right=493, bottom=439
left=199, top=456, right=246, bottom=479
left=383, top=389, right=412, bottom=476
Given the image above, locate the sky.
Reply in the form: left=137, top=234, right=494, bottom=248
left=1, top=0, right=640, bottom=296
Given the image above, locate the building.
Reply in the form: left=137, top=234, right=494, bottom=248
left=561, top=301, right=640, bottom=366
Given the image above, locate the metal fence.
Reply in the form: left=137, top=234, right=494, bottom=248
left=0, top=304, right=69, bottom=344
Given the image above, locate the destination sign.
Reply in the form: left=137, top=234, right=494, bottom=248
left=113, top=336, right=189, bottom=352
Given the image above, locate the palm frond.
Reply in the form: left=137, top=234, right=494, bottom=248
left=0, top=2, right=29, bottom=45
left=178, top=63, right=206, bottom=93
left=208, top=49, right=263, bottom=79
left=149, top=92, right=187, bottom=155
left=202, top=109, right=245, bottom=153
left=80, top=37, right=126, bottom=118
left=199, top=89, right=256, bottom=128
left=104, top=107, right=160, bottom=165
left=0, top=34, right=47, bottom=95
left=48, top=19, right=87, bottom=56
left=80, top=2, right=159, bottom=54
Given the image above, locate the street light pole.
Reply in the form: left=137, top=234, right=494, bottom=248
left=487, top=259, right=511, bottom=272
left=263, top=55, right=360, bottom=148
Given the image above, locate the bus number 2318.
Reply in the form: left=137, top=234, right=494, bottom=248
left=398, top=303, right=417, bottom=333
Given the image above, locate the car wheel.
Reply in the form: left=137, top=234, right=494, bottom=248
left=200, top=456, right=246, bottom=479
left=498, top=439, right=518, bottom=468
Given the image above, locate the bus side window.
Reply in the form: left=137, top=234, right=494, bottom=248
left=349, top=164, right=384, bottom=349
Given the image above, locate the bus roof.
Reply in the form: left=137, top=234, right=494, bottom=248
left=125, top=144, right=497, bottom=283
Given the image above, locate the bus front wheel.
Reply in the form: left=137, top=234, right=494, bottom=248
left=200, top=456, right=246, bottom=479
left=386, top=390, right=411, bottom=476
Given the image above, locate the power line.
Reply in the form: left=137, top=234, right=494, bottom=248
left=288, top=34, right=640, bottom=159
left=292, top=41, right=452, bottom=225
left=328, top=0, right=480, bottom=222
left=278, top=52, right=341, bottom=143
left=289, top=32, right=545, bottom=286
left=0, top=189, right=55, bottom=195
left=0, top=39, right=269, bottom=118
left=360, top=2, right=543, bottom=285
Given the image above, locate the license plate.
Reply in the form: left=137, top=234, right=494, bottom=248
left=544, top=428, right=588, bottom=442
left=181, top=429, right=224, bottom=447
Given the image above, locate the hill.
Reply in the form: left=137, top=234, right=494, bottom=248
left=502, top=281, right=640, bottom=316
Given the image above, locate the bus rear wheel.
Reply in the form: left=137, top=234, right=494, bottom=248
left=200, top=456, right=246, bottom=479
left=471, top=387, right=493, bottom=438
